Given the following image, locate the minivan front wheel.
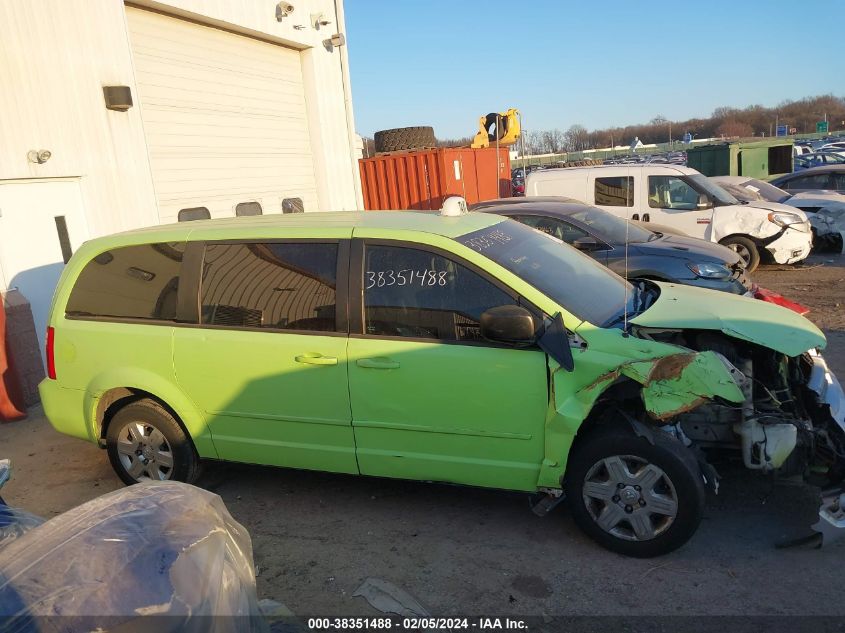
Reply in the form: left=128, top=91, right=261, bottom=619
left=106, top=399, right=200, bottom=486
left=719, top=235, right=760, bottom=272
left=564, top=426, right=704, bottom=557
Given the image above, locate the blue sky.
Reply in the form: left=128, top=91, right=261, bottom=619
left=345, top=0, right=842, bottom=139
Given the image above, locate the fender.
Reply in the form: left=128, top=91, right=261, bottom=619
left=84, top=367, right=218, bottom=458
left=536, top=347, right=744, bottom=489
left=711, top=205, right=783, bottom=242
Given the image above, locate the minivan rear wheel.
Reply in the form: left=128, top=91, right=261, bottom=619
left=106, top=399, right=201, bottom=486
left=564, top=425, right=704, bottom=557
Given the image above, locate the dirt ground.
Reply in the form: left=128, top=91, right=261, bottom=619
left=1, top=253, right=844, bottom=617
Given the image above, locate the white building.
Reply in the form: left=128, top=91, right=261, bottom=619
left=0, top=0, right=363, bottom=359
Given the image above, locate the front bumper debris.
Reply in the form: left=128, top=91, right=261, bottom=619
left=806, top=351, right=845, bottom=544
left=813, top=489, right=845, bottom=545
left=807, top=349, right=845, bottom=432
left=765, top=226, right=812, bottom=264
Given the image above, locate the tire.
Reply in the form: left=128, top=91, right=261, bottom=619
left=719, top=235, right=760, bottom=272
left=564, top=425, right=704, bottom=557
left=373, top=126, right=436, bottom=153
left=106, top=399, right=201, bottom=486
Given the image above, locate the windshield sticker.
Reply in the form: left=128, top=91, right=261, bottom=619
left=746, top=185, right=760, bottom=193
left=462, top=229, right=513, bottom=252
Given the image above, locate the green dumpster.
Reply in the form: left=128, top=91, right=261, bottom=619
left=686, top=139, right=793, bottom=180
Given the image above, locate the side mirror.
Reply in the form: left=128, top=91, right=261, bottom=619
left=480, top=305, right=536, bottom=345
left=573, top=236, right=599, bottom=251
left=697, top=194, right=712, bottom=209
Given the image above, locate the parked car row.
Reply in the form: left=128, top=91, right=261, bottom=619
left=713, top=174, right=845, bottom=253
left=603, top=151, right=686, bottom=166
left=470, top=197, right=809, bottom=314
left=38, top=201, right=845, bottom=558
left=794, top=152, right=845, bottom=171
left=470, top=197, right=750, bottom=295
left=772, top=165, right=845, bottom=194
left=524, top=164, right=813, bottom=271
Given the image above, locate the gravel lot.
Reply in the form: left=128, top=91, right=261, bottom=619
left=2, top=253, right=844, bottom=617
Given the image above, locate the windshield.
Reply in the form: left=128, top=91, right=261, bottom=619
left=456, top=219, right=634, bottom=326
left=687, top=174, right=740, bottom=205
left=568, top=206, right=655, bottom=244
left=737, top=178, right=790, bottom=203
left=718, top=182, right=760, bottom=202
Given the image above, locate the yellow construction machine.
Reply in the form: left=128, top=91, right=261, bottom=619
left=471, top=108, right=521, bottom=149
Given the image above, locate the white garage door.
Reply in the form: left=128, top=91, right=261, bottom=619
left=126, top=7, right=318, bottom=223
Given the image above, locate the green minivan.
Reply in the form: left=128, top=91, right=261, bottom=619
left=39, top=208, right=845, bottom=556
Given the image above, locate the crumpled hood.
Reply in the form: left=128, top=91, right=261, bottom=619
left=790, top=190, right=845, bottom=205
left=631, top=281, right=825, bottom=356
left=783, top=195, right=845, bottom=237
left=633, top=234, right=742, bottom=266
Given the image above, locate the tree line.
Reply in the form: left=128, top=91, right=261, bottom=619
left=385, top=94, right=843, bottom=156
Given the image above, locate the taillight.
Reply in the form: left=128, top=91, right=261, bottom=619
left=46, top=326, right=56, bottom=380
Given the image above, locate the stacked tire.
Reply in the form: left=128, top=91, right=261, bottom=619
left=560, top=159, right=604, bottom=168
left=373, top=126, right=437, bottom=154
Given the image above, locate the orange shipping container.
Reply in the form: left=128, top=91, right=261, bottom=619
left=359, top=147, right=511, bottom=210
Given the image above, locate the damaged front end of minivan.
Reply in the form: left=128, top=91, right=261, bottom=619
left=627, top=328, right=845, bottom=544
left=543, top=281, right=845, bottom=545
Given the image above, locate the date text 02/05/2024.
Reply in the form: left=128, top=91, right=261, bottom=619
left=306, top=617, right=528, bottom=630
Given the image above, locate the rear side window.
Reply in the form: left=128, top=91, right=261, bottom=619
left=784, top=174, right=830, bottom=190
left=595, top=177, right=634, bottom=207
left=200, top=242, right=337, bottom=332
left=66, top=243, right=183, bottom=321
left=514, top=215, right=591, bottom=244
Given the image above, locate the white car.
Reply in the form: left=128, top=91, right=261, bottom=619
left=712, top=175, right=845, bottom=254
left=525, top=165, right=812, bottom=271
left=820, top=142, right=845, bottom=157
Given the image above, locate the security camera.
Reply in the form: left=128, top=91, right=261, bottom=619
left=27, top=149, right=52, bottom=164
left=275, top=2, right=294, bottom=21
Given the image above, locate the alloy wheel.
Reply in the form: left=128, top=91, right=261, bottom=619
left=727, top=243, right=753, bottom=268
left=115, top=421, right=174, bottom=481
left=582, top=455, right=678, bottom=541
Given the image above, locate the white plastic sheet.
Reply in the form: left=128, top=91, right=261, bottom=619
left=0, top=507, right=44, bottom=550
left=0, top=481, right=267, bottom=632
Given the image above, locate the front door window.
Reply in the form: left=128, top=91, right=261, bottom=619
left=648, top=176, right=699, bottom=210
left=363, top=244, right=518, bottom=342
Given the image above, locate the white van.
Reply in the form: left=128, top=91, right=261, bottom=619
left=525, top=165, right=812, bottom=271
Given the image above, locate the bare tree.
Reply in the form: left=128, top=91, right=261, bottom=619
left=716, top=120, right=753, bottom=138
left=539, top=129, right=565, bottom=153
left=564, top=124, right=590, bottom=152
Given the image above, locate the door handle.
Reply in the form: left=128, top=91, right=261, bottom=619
left=356, top=357, right=400, bottom=370
left=642, top=213, right=650, bottom=222
left=295, top=353, right=338, bottom=366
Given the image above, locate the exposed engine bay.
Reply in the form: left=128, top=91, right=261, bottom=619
left=632, top=326, right=845, bottom=542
